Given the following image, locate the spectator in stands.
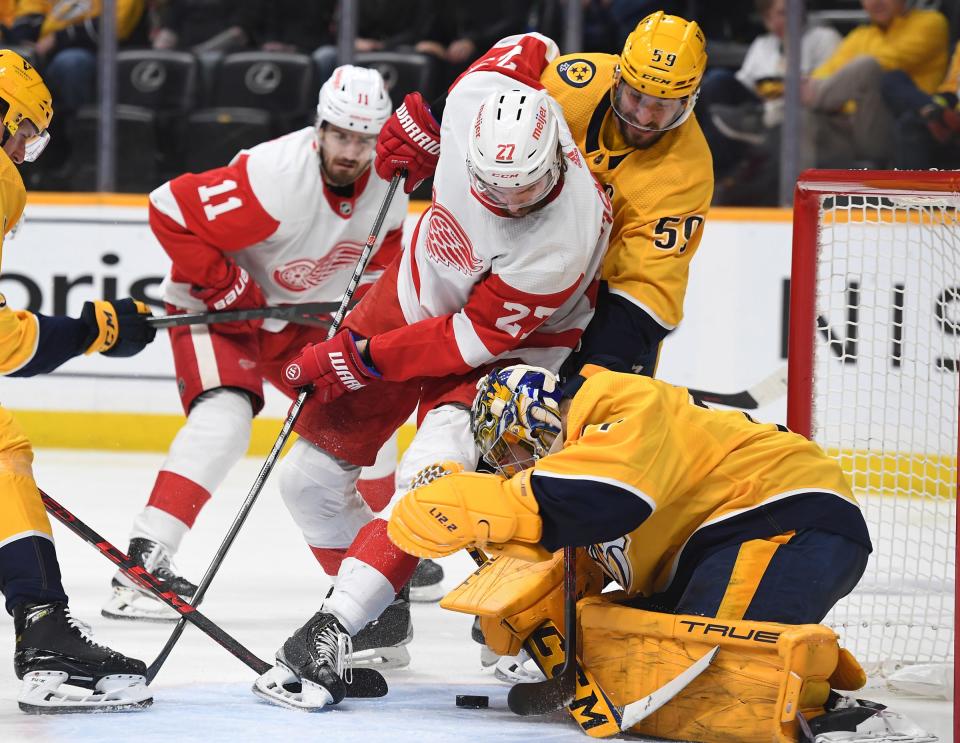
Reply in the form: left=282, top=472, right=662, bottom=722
left=256, top=0, right=335, bottom=54
left=698, top=0, right=840, bottom=185
left=0, top=0, right=14, bottom=39
left=7, top=0, right=149, bottom=185
left=800, top=0, right=948, bottom=168
left=311, top=1, right=426, bottom=93
left=152, top=0, right=259, bottom=54
left=411, top=0, right=533, bottom=93
left=881, top=40, right=960, bottom=170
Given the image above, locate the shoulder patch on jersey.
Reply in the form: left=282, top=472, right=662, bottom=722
left=557, top=58, right=596, bottom=88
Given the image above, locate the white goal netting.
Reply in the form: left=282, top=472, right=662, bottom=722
left=806, top=189, right=959, bottom=698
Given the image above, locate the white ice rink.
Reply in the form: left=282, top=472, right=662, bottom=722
left=0, top=450, right=953, bottom=742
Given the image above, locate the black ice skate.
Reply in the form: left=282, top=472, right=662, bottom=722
left=409, top=558, right=444, bottom=602
left=102, top=537, right=198, bottom=622
left=252, top=611, right=353, bottom=711
left=15, top=601, right=152, bottom=714
left=800, top=692, right=938, bottom=742
left=351, top=586, right=412, bottom=669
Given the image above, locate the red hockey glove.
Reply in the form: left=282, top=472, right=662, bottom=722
left=375, top=92, right=440, bottom=193
left=281, top=331, right=380, bottom=402
left=190, top=260, right=265, bottom=332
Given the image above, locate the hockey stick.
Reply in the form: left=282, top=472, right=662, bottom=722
left=40, top=490, right=270, bottom=675
left=147, top=171, right=405, bottom=684
left=466, top=547, right=718, bottom=736
left=507, top=545, right=578, bottom=715
left=148, top=301, right=341, bottom=329
left=687, top=365, right=788, bottom=410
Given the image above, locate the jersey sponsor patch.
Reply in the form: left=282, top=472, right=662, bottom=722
left=557, top=59, right=596, bottom=88
left=425, top=202, right=483, bottom=276
left=273, top=241, right=364, bottom=291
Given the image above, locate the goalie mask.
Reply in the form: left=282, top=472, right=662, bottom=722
left=612, top=12, right=707, bottom=133
left=472, top=365, right=563, bottom=477
left=466, top=89, right=564, bottom=215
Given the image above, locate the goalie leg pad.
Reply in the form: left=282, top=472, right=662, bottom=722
left=578, top=598, right=851, bottom=743
left=440, top=550, right=605, bottom=656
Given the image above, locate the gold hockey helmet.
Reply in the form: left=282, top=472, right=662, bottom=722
left=0, top=50, right=53, bottom=161
left=612, top=12, right=707, bottom=133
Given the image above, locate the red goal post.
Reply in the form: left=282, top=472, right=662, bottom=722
left=788, top=170, right=959, bottom=717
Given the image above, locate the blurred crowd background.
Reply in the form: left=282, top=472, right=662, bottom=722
left=2, top=0, right=959, bottom=205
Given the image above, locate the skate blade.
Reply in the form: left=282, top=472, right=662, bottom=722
left=252, top=663, right=336, bottom=712
left=101, top=586, right=180, bottom=623
left=408, top=583, right=445, bottom=603
left=19, top=671, right=153, bottom=714
left=350, top=644, right=411, bottom=671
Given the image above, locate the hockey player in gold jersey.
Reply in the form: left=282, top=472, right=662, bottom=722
left=0, top=50, right=157, bottom=713
left=390, top=364, right=871, bottom=621
left=542, top=12, right=714, bottom=377
left=384, top=365, right=930, bottom=742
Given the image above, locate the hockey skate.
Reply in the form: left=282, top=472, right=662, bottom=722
left=493, top=648, right=546, bottom=684
left=15, top=601, right=151, bottom=714
left=801, top=693, right=939, bottom=742
left=350, top=587, right=412, bottom=669
left=409, top=558, right=444, bottom=602
left=253, top=611, right=354, bottom=711
left=102, top=537, right=198, bottom=622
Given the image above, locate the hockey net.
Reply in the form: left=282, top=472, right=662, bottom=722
left=788, top=170, right=960, bottom=702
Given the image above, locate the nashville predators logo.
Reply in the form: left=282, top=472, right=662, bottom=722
left=558, top=59, right=595, bottom=88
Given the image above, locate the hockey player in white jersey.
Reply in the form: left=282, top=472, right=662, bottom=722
left=102, top=67, right=433, bottom=654
left=251, top=33, right=613, bottom=710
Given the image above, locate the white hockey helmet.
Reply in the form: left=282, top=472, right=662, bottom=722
left=466, top=88, right=563, bottom=212
left=317, top=65, right=392, bottom=134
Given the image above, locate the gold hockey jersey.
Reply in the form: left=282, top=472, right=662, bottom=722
left=542, top=54, right=713, bottom=332
left=0, top=149, right=39, bottom=375
left=529, top=367, right=870, bottom=598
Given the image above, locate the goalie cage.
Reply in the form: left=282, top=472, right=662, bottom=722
left=787, top=169, right=959, bottom=733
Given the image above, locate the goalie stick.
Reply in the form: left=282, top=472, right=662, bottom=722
left=688, top=365, right=788, bottom=410
left=147, top=301, right=342, bottom=330
left=41, top=491, right=387, bottom=698
left=147, top=171, right=405, bottom=686
left=466, top=548, right=718, bottom=737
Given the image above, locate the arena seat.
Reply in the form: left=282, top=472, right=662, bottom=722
left=353, top=51, right=435, bottom=107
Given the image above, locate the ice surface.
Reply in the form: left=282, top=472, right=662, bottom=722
left=0, top=450, right=952, bottom=742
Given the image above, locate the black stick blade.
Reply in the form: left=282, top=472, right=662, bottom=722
left=344, top=668, right=388, bottom=698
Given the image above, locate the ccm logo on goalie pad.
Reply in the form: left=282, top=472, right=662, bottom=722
left=679, top=619, right=780, bottom=644
left=328, top=351, right=365, bottom=391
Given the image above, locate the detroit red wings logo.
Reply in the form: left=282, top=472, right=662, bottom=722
left=273, top=241, right=364, bottom=291
left=425, top=202, right=482, bottom=276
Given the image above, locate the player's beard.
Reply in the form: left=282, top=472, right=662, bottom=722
left=320, top=150, right=369, bottom=187
left=616, top=117, right=665, bottom=149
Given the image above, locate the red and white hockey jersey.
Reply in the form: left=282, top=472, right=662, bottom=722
left=150, top=127, right=409, bottom=331
left=371, top=34, right=613, bottom=381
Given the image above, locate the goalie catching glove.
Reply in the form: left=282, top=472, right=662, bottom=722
left=81, top=298, right=157, bottom=357
left=387, top=469, right=543, bottom=558
left=374, top=92, right=441, bottom=193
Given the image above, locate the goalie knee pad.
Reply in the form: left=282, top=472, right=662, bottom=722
left=578, top=599, right=866, bottom=743
left=278, top=438, right=372, bottom=549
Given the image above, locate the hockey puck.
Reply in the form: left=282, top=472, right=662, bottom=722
left=455, top=694, right=489, bottom=709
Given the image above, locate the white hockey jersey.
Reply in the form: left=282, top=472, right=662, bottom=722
left=149, top=127, right=409, bottom=331
left=371, top=34, right=613, bottom=382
